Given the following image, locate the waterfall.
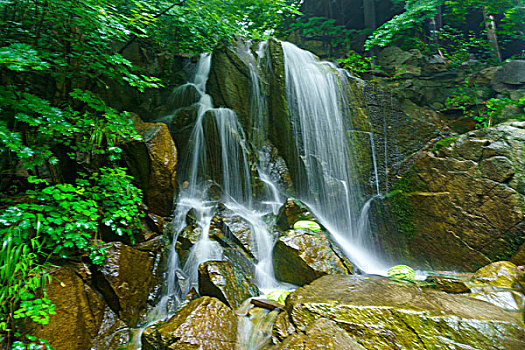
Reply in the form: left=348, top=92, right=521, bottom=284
left=281, top=42, right=388, bottom=274
left=132, top=40, right=390, bottom=349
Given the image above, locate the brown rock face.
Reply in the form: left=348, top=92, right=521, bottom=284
left=93, top=242, right=155, bottom=326
left=273, top=229, right=352, bottom=286
left=384, top=123, right=525, bottom=271
left=207, top=40, right=253, bottom=133
left=124, top=117, right=178, bottom=217
left=142, top=296, right=238, bottom=350
left=198, top=260, right=260, bottom=309
left=285, top=275, right=525, bottom=350
left=25, top=266, right=105, bottom=350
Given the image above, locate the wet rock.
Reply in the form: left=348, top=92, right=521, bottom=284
left=211, top=208, right=256, bottom=258
left=272, top=311, right=296, bottom=343
left=239, top=308, right=280, bottom=349
left=207, top=40, right=253, bottom=132
left=251, top=298, right=283, bottom=311
left=166, top=104, right=198, bottom=152
left=93, top=242, right=155, bottom=326
left=472, top=261, right=523, bottom=288
left=266, top=39, right=306, bottom=193
left=142, top=296, right=238, bottom=350
left=123, top=117, right=178, bottom=216
left=274, top=318, right=365, bottom=350
left=23, top=266, right=105, bottom=350
left=384, top=123, right=525, bottom=271
left=469, top=261, right=524, bottom=319
left=424, top=275, right=471, bottom=294
left=273, top=229, right=352, bottom=286
left=91, top=307, right=131, bottom=350
left=286, top=275, right=525, bottom=349
left=276, top=198, right=316, bottom=231
left=198, top=260, right=260, bottom=309
left=175, top=224, right=203, bottom=266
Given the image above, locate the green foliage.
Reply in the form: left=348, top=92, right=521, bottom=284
left=0, top=227, right=54, bottom=346
left=445, top=79, right=525, bottom=128
left=1, top=169, right=142, bottom=265
left=337, top=52, right=375, bottom=78
left=365, top=0, right=444, bottom=51
left=436, top=26, right=495, bottom=65
left=365, top=0, right=525, bottom=64
left=149, top=0, right=302, bottom=53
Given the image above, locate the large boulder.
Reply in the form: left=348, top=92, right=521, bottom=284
left=383, top=122, right=525, bottom=271
left=285, top=275, right=525, bottom=349
left=123, top=117, right=178, bottom=217
left=23, top=265, right=106, bottom=350
left=198, top=260, right=260, bottom=309
left=273, top=318, right=365, bottom=350
left=273, top=229, right=352, bottom=286
left=142, top=296, right=238, bottom=350
left=92, top=242, right=155, bottom=326
left=491, top=60, right=525, bottom=92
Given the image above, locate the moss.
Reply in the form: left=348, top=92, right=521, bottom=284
left=387, top=166, right=423, bottom=239
left=432, top=135, right=460, bottom=152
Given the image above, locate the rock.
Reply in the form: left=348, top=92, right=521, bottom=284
left=472, top=261, right=523, bottom=288
left=273, top=229, right=352, bottom=286
left=207, top=40, right=253, bottom=132
left=142, top=296, right=238, bottom=350
left=23, top=266, right=105, bottom=350
left=492, top=60, right=525, bottom=91
left=165, top=104, right=198, bottom=152
left=276, top=198, right=316, bottom=231
left=272, top=311, right=296, bottom=343
left=211, top=208, right=257, bottom=258
left=286, top=275, right=525, bottom=349
left=123, top=117, right=178, bottom=216
left=377, top=47, right=423, bottom=75
left=384, top=123, right=525, bottom=271
left=266, top=39, right=306, bottom=193
left=469, top=262, right=524, bottom=319
left=92, top=242, right=155, bottom=326
left=91, top=307, right=131, bottom=350
left=273, top=318, right=366, bottom=350
left=251, top=298, right=283, bottom=311
left=239, top=308, right=280, bottom=349
left=198, top=260, right=260, bottom=309
left=424, top=275, right=471, bottom=294
left=175, top=224, right=203, bottom=266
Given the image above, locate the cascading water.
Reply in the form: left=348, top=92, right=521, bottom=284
left=131, top=40, right=391, bottom=349
left=281, top=42, right=388, bottom=275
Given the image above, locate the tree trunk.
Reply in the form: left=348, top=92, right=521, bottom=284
left=483, top=7, right=502, bottom=63
left=363, top=0, right=377, bottom=58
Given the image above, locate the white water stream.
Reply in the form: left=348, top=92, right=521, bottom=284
left=281, top=42, right=388, bottom=275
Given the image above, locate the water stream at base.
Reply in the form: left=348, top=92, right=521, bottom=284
left=129, top=40, right=393, bottom=349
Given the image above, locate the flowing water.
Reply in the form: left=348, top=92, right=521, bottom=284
left=131, top=40, right=391, bottom=348
left=281, top=42, right=388, bottom=274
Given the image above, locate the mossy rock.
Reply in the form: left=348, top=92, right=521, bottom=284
left=285, top=275, right=525, bottom=349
